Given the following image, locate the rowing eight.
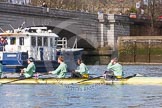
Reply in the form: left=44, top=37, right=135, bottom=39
left=1, top=76, right=162, bottom=85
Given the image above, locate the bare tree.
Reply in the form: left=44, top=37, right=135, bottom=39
left=28, top=0, right=162, bottom=17
left=142, top=0, right=162, bottom=35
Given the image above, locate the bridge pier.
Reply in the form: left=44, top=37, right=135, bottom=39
left=82, top=13, right=130, bottom=64
left=100, top=23, right=104, bottom=47
left=98, top=13, right=130, bottom=50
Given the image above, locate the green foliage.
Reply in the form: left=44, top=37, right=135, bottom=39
left=129, top=7, right=137, bottom=13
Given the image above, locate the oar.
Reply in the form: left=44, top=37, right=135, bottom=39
left=124, top=73, right=144, bottom=79
left=0, top=73, right=51, bottom=85
left=124, top=74, right=136, bottom=79
left=0, top=73, right=36, bottom=85
left=35, top=73, right=53, bottom=78
left=72, top=75, right=103, bottom=84
left=0, top=78, right=27, bottom=85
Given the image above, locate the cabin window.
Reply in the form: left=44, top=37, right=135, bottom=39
left=31, top=37, right=36, bottom=46
left=38, top=37, right=42, bottom=46
left=43, top=37, right=48, bottom=46
left=10, top=37, right=16, bottom=45
left=19, top=37, right=24, bottom=45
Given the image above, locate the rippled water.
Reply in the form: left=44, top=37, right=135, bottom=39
left=1, top=65, right=162, bottom=108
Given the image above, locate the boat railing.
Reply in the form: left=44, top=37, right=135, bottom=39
left=72, top=38, right=78, bottom=49
left=57, top=37, right=68, bottom=49
left=57, top=37, right=78, bottom=49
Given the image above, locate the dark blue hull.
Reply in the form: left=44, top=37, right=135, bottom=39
left=1, top=52, right=59, bottom=73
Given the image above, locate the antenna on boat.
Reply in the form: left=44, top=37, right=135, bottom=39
left=9, top=24, right=15, bottom=31
left=19, top=21, right=25, bottom=29
left=0, top=27, right=4, bottom=33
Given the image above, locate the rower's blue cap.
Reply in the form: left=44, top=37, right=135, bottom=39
left=28, top=57, right=34, bottom=62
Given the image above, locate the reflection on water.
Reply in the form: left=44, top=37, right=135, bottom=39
left=1, top=65, right=162, bottom=108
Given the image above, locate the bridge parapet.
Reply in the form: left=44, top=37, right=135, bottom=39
left=0, top=2, right=97, bottom=20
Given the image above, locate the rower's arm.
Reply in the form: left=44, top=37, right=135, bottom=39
left=107, top=62, right=113, bottom=70
left=51, top=64, right=62, bottom=74
left=75, top=66, right=85, bottom=73
left=75, top=64, right=88, bottom=74
left=24, top=63, right=33, bottom=72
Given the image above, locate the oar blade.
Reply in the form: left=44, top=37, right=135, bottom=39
left=72, top=75, right=103, bottom=84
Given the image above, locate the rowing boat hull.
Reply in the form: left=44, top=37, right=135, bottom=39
left=1, top=77, right=162, bottom=85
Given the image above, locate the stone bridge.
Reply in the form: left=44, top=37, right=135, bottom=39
left=0, top=2, right=130, bottom=50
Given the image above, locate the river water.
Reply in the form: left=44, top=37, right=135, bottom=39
left=1, top=65, right=162, bottom=108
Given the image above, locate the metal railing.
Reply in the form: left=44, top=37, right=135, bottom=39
left=57, top=37, right=78, bottom=49
left=72, top=38, right=78, bottom=49
left=57, top=37, right=68, bottom=49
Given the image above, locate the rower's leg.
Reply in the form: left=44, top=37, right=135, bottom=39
left=103, top=71, right=116, bottom=80
left=19, top=75, right=25, bottom=80
left=71, top=72, right=82, bottom=78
